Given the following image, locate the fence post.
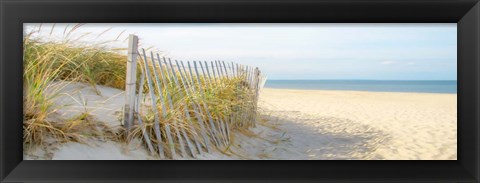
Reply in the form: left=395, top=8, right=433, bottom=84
left=123, top=34, right=139, bottom=130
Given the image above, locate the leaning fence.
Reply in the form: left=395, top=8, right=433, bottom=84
left=122, top=35, right=267, bottom=159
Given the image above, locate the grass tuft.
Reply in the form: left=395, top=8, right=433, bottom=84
left=23, top=25, right=129, bottom=149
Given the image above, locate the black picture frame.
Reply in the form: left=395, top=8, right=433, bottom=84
left=1, top=0, right=479, bottom=182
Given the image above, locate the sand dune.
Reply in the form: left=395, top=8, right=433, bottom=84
left=24, top=82, right=156, bottom=160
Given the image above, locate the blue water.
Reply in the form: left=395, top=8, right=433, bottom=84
left=264, top=80, right=457, bottom=94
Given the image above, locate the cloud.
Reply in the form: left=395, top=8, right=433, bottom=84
left=380, top=61, right=397, bottom=65
left=407, top=62, right=416, bottom=65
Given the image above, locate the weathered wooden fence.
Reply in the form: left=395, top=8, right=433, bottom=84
left=123, top=35, right=267, bottom=159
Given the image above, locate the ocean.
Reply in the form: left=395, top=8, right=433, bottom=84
left=264, top=80, right=457, bottom=94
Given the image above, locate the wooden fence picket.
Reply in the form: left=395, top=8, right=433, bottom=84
left=140, top=48, right=165, bottom=159
left=124, top=35, right=138, bottom=130
left=135, top=64, right=155, bottom=155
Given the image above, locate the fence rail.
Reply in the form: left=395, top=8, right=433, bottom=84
left=124, top=35, right=266, bottom=159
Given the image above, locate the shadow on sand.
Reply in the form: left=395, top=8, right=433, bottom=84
left=257, top=110, right=392, bottom=160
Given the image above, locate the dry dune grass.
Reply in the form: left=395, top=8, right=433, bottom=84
left=24, top=24, right=148, bottom=150
left=23, top=24, right=262, bottom=159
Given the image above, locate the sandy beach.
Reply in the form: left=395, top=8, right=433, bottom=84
left=22, top=24, right=458, bottom=161
left=251, top=88, right=457, bottom=160
left=24, top=83, right=457, bottom=160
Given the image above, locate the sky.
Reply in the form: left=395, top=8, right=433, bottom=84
left=24, top=23, right=457, bottom=80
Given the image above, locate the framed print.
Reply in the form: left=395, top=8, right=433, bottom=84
left=1, top=0, right=479, bottom=182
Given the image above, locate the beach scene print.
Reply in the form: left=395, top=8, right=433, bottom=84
left=23, top=23, right=456, bottom=160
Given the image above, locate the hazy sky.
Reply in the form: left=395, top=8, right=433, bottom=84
left=25, top=23, right=457, bottom=80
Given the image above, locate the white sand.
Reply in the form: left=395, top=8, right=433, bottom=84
left=24, top=82, right=457, bottom=160
left=45, top=81, right=126, bottom=129
left=24, top=82, right=156, bottom=160
left=252, top=88, right=457, bottom=160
